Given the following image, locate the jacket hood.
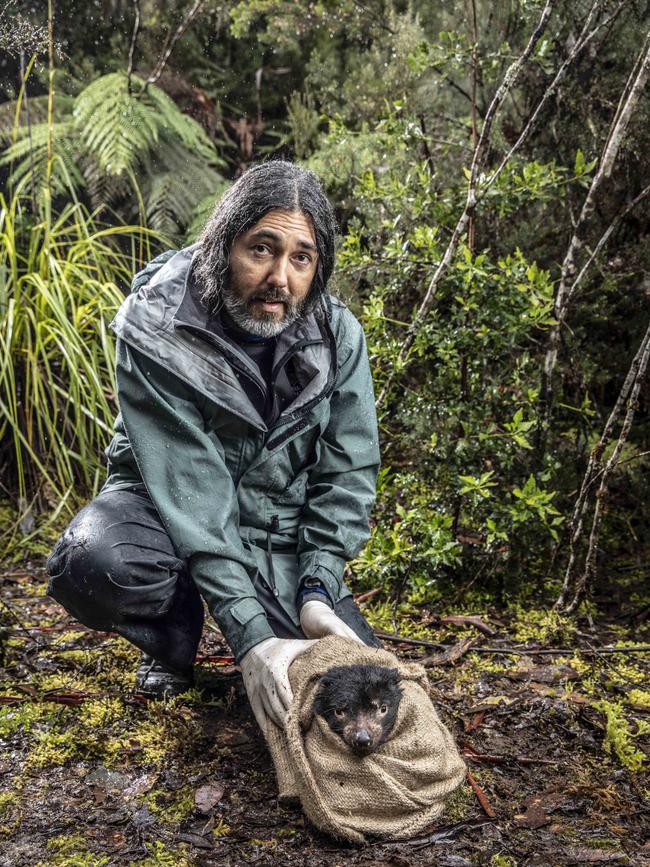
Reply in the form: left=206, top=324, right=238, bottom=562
left=111, top=246, right=337, bottom=434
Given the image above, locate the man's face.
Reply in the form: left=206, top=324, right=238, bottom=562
left=223, top=209, right=319, bottom=337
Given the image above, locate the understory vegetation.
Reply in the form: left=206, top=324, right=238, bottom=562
left=0, top=0, right=649, bottom=863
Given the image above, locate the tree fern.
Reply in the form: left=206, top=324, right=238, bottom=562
left=1, top=72, right=227, bottom=241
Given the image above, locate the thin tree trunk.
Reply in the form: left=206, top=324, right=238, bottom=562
left=375, top=0, right=554, bottom=409
left=126, top=0, right=141, bottom=94
left=555, top=319, right=650, bottom=612
left=542, top=32, right=650, bottom=416
left=146, top=0, right=204, bottom=86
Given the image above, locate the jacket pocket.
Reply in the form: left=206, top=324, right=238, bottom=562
left=229, top=596, right=266, bottom=625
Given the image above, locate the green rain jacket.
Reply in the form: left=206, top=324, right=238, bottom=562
left=101, top=246, right=380, bottom=662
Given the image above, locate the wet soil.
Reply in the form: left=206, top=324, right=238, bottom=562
left=1, top=563, right=648, bottom=866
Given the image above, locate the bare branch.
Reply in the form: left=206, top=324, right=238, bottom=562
left=375, top=0, right=554, bottom=409
left=543, top=30, right=650, bottom=397
left=484, top=0, right=622, bottom=195
left=147, top=0, right=204, bottom=87
left=555, top=319, right=650, bottom=612
left=127, top=0, right=141, bottom=94
left=566, top=182, right=650, bottom=307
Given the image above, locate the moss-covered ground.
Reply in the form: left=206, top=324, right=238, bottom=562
left=0, top=562, right=648, bottom=866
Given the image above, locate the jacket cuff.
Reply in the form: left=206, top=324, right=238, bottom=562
left=298, top=551, right=346, bottom=602
left=214, top=596, right=275, bottom=664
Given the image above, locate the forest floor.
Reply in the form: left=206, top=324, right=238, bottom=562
left=0, top=561, right=649, bottom=866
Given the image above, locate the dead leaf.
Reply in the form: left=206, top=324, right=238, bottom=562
left=125, top=772, right=159, bottom=797
left=564, top=848, right=629, bottom=863
left=514, top=795, right=551, bottom=829
left=194, top=783, right=225, bottom=814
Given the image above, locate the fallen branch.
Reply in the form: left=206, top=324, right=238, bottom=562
left=462, top=745, right=558, bottom=766
left=433, top=614, right=498, bottom=637
left=421, top=637, right=478, bottom=667
left=375, top=631, right=650, bottom=656
left=466, top=770, right=496, bottom=817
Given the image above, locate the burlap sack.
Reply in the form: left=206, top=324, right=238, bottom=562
left=266, top=636, right=466, bottom=843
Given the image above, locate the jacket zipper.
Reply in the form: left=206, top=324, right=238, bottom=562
left=266, top=514, right=280, bottom=597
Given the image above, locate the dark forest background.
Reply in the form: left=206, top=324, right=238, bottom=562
left=1, top=0, right=648, bottom=617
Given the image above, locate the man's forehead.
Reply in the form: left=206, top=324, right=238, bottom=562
left=241, top=209, right=317, bottom=251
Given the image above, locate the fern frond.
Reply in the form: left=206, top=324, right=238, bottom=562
left=0, top=94, right=75, bottom=140
left=141, top=137, right=225, bottom=238
left=0, top=121, right=84, bottom=200
left=73, top=73, right=160, bottom=176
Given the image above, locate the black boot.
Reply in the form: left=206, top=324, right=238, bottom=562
left=135, top=654, right=194, bottom=699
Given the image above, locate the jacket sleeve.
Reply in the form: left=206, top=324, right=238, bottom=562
left=115, top=340, right=275, bottom=661
left=296, top=310, right=380, bottom=600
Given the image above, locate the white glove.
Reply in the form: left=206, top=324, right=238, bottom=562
left=240, top=637, right=315, bottom=735
left=299, top=599, right=365, bottom=644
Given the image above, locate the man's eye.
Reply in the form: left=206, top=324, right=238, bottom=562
left=334, top=708, right=346, bottom=719
left=294, top=254, right=312, bottom=265
left=252, top=244, right=270, bottom=254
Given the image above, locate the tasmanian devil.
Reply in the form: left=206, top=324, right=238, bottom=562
left=312, top=664, right=403, bottom=756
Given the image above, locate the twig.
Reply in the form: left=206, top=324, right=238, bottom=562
left=126, top=0, right=140, bottom=94
left=466, top=770, right=496, bottom=817
left=146, top=0, right=204, bottom=86
left=353, top=587, right=382, bottom=605
left=376, top=631, right=650, bottom=655
left=374, top=631, right=447, bottom=650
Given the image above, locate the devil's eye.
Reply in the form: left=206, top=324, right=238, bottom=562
left=334, top=708, right=346, bottom=719
left=380, top=704, right=388, bottom=714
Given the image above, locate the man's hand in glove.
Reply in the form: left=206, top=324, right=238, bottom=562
left=240, top=637, right=315, bottom=735
left=299, top=599, right=365, bottom=644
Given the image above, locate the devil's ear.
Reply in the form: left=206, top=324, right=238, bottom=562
left=385, top=667, right=401, bottom=686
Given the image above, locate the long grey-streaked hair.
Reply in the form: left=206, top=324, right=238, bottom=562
left=193, top=161, right=337, bottom=315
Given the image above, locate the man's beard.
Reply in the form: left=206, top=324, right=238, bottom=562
left=220, top=281, right=309, bottom=338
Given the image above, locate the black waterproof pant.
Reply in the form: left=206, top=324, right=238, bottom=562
left=46, top=486, right=379, bottom=673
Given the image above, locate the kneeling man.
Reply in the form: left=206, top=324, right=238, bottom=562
left=47, top=161, right=380, bottom=733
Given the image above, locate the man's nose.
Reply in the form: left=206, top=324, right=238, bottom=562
left=266, top=255, right=289, bottom=288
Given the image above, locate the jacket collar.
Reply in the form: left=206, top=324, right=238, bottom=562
left=112, top=246, right=336, bottom=436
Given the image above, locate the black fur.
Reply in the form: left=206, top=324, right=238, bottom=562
left=313, top=664, right=403, bottom=756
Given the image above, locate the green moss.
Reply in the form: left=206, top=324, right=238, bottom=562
left=40, top=834, right=110, bottom=867
left=144, top=785, right=196, bottom=824
left=0, top=790, right=19, bottom=819
left=595, top=700, right=649, bottom=773
left=628, top=689, right=650, bottom=707
left=129, top=840, right=191, bottom=866
left=489, top=857, right=518, bottom=867
left=444, top=782, right=473, bottom=821
left=508, top=606, right=575, bottom=644
left=0, top=702, right=59, bottom=738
